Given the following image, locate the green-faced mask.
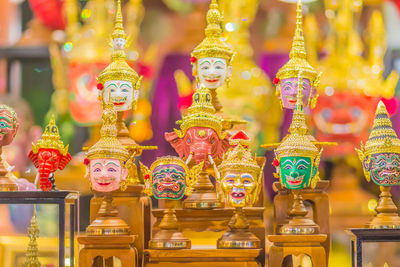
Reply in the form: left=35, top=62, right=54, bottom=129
left=279, top=156, right=316, bottom=189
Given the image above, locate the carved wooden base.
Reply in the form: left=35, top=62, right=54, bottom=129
left=143, top=249, right=262, bottom=267
left=368, top=186, right=400, bottom=229
left=78, top=235, right=137, bottom=267
left=217, top=207, right=261, bottom=249
left=90, top=185, right=151, bottom=265
left=268, top=234, right=327, bottom=267
left=183, top=171, right=222, bottom=209
left=149, top=209, right=191, bottom=249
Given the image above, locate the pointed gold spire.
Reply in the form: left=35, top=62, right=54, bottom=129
left=288, top=71, right=309, bottom=135
left=111, top=0, right=127, bottom=41
left=86, top=102, right=130, bottom=162
left=97, top=0, right=141, bottom=94
left=290, top=0, right=306, bottom=60
left=31, top=115, right=69, bottom=156
left=191, top=0, right=233, bottom=63
left=363, top=101, right=400, bottom=155
left=275, top=0, right=319, bottom=87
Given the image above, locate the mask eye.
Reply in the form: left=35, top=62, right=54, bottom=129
left=283, top=165, right=292, bottom=170
left=210, top=138, right=215, bottom=144
left=298, top=164, right=307, bottom=170
left=225, top=179, right=234, bottom=184
left=108, top=168, right=117, bottom=172
left=94, top=168, right=101, bottom=172
left=122, top=89, right=129, bottom=93
left=186, top=138, right=191, bottom=144
left=111, top=89, right=116, bottom=93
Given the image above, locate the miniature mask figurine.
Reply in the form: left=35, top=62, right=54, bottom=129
left=357, top=102, right=400, bottom=186
left=216, top=131, right=264, bottom=249
left=29, top=115, right=71, bottom=191
left=356, top=101, right=400, bottom=228
left=271, top=75, right=322, bottom=190
left=262, top=72, right=327, bottom=235
left=165, top=86, right=230, bottom=169
left=191, top=0, right=233, bottom=89
left=0, top=105, right=20, bottom=191
left=85, top=102, right=131, bottom=193
left=144, top=156, right=201, bottom=200
left=217, top=131, right=264, bottom=208
left=274, top=0, right=320, bottom=109
left=0, top=105, right=19, bottom=147
left=97, top=0, right=142, bottom=112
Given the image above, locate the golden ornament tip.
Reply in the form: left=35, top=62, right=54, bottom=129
left=111, top=0, right=127, bottom=41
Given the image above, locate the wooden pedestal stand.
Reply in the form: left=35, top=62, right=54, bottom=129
left=268, top=190, right=327, bottom=267
left=268, top=234, right=326, bottom=267
left=79, top=193, right=137, bottom=266
left=152, top=207, right=265, bottom=264
left=217, top=207, right=261, bottom=249
left=143, top=249, right=261, bottom=267
left=183, top=170, right=222, bottom=209
left=0, top=147, right=17, bottom=191
left=149, top=201, right=191, bottom=249
left=90, top=185, right=151, bottom=265
left=272, top=181, right=330, bottom=261
left=79, top=235, right=137, bottom=266
left=368, top=186, right=400, bottom=229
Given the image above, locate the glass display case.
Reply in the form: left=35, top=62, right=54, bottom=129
left=348, top=228, right=400, bottom=267
left=0, top=190, right=79, bottom=267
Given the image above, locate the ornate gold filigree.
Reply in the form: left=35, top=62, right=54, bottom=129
left=86, top=102, right=130, bottom=164
left=31, top=115, right=69, bottom=156
left=174, top=86, right=227, bottom=139
left=191, top=0, right=233, bottom=63
left=97, top=0, right=142, bottom=88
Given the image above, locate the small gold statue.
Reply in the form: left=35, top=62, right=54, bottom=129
left=216, top=131, right=265, bottom=248
left=142, top=156, right=202, bottom=249
left=356, top=101, right=400, bottom=229
left=21, top=205, right=41, bottom=267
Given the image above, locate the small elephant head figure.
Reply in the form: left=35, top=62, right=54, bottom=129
left=29, top=115, right=71, bottom=191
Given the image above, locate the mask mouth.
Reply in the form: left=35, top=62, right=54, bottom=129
left=231, top=188, right=246, bottom=200
left=204, top=75, right=221, bottom=83
left=285, top=174, right=304, bottom=185
left=95, top=177, right=115, bottom=186
left=379, top=169, right=399, bottom=177
left=157, top=181, right=180, bottom=192
left=112, top=96, right=127, bottom=106
left=285, top=96, right=297, bottom=105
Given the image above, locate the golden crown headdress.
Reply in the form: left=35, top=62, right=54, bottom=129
left=275, top=0, right=320, bottom=86
left=174, top=86, right=226, bottom=139
left=32, top=115, right=69, bottom=156
left=191, top=0, right=234, bottom=63
left=356, top=101, right=400, bottom=158
left=218, top=139, right=261, bottom=175
left=97, top=0, right=141, bottom=88
left=86, top=102, right=130, bottom=163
